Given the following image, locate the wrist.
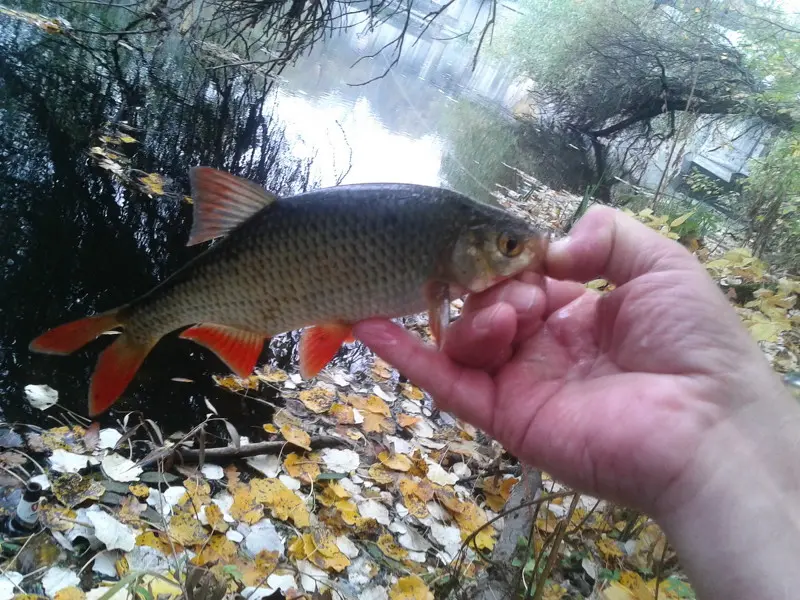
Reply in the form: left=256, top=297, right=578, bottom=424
left=655, top=380, right=800, bottom=599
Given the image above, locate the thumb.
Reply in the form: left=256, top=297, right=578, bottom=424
left=546, top=205, right=700, bottom=285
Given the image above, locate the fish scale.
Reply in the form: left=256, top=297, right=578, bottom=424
left=29, top=167, right=548, bottom=416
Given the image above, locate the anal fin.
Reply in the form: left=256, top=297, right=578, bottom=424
left=299, top=323, right=353, bottom=379
left=180, top=324, right=266, bottom=378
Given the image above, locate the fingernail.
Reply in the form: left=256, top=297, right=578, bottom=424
left=473, top=305, right=502, bottom=333
left=499, top=284, right=540, bottom=313
left=353, top=321, right=398, bottom=347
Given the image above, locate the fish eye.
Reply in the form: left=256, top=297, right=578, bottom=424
left=498, top=233, right=523, bottom=257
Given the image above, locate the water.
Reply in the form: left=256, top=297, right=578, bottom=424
left=0, top=1, right=589, bottom=434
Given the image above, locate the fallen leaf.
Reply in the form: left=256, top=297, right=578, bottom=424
left=101, top=453, right=143, bottom=482
left=321, top=448, right=360, bottom=473
left=298, top=387, right=336, bottom=413
left=378, top=451, right=412, bottom=472
left=168, top=510, right=209, bottom=546
left=280, top=424, right=312, bottom=451
left=230, top=485, right=264, bottom=525
left=250, top=478, right=310, bottom=527
left=51, top=473, right=105, bottom=508
left=42, top=567, right=81, bottom=597
left=388, top=575, right=433, bottom=600
left=25, top=384, right=59, bottom=410
left=87, top=508, right=136, bottom=551
left=244, top=520, right=284, bottom=557
left=138, top=172, right=165, bottom=195
left=284, top=452, right=320, bottom=484
left=397, top=414, right=422, bottom=428
left=128, top=483, right=150, bottom=498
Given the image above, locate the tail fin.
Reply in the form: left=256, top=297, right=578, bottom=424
left=88, top=334, right=156, bottom=416
left=30, top=312, right=122, bottom=355
left=30, top=310, right=156, bottom=416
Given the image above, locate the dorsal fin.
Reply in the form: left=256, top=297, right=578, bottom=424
left=187, top=167, right=277, bottom=246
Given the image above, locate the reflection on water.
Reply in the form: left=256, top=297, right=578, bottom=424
left=0, top=1, right=588, bottom=433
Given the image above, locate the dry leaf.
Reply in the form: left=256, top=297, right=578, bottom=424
left=230, top=485, right=264, bottom=525
left=378, top=451, right=412, bottom=472
left=298, top=387, right=336, bottom=413
left=280, top=424, right=312, bottom=451
left=377, top=532, right=408, bottom=561
left=168, top=511, right=209, bottom=546
left=250, top=478, right=310, bottom=527
left=284, top=452, right=320, bottom=484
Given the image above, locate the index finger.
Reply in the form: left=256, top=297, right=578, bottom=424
left=546, top=205, right=701, bottom=285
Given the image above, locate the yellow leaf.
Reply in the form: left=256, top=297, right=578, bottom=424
left=118, top=135, right=137, bottom=144
left=362, top=412, right=396, bottom=434
left=284, top=452, right=320, bottom=484
left=330, top=403, right=356, bottom=424
left=748, top=321, right=782, bottom=342
left=250, top=478, right=310, bottom=527
left=601, top=581, right=636, bottom=600
left=204, top=503, right=229, bottom=533
left=389, top=575, right=434, bottom=600
left=347, top=394, right=391, bottom=416
left=38, top=503, right=77, bottom=532
left=193, top=533, right=238, bottom=565
left=318, top=481, right=350, bottom=507
left=128, top=483, right=150, bottom=498
left=397, top=414, right=422, bottom=428
left=377, top=532, right=408, bottom=561
left=263, top=424, right=278, bottom=434
left=54, top=587, right=85, bottom=600
left=257, top=365, right=289, bottom=383
left=597, top=536, right=624, bottom=560
left=309, top=529, right=350, bottom=572
left=214, top=374, right=259, bottom=391
left=138, top=172, right=165, bottom=195
left=372, top=358, right=394, bottom=380
left=335, top=499, right=369, bottom=527
left=51, top=473, right=105, bottom=508
left=229, top=486, right=264, bottom=525
left=136, top=531, right=174, bottom=554
left=118, top=495, right=145, bottom=524
left=670, top=211, right=695, bottom=228
left=184, top=478, right=212, bottom=508
left=400, top=383, right=424, bottom=401
left=378, top=451, right=412, bottom=472
left=368, top=462, right=398, bottom=485
left=399, top=478, right=430, bottom=519
left=168, top=511, right=208, bottom=546
left=280, top=424, right=312, bottom=451
left=298, top=387, right=336, bottom=413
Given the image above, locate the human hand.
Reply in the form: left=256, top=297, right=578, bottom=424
left=354, top=206, right=797, bottom=519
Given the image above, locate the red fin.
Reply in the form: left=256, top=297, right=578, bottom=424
left=187, top=167, right=277, bottom=246
left=425, top=282, right=450, bottom=348
left=299, top=324, right=353, bottom=379
left=180, top=323, right=265, bottom=378
left=30, top=312, right=121, bottom=355
left=89, top=334, right=155, bottom=416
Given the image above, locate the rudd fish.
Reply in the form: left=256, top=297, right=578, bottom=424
left=30, top=167, right=549, bottom=416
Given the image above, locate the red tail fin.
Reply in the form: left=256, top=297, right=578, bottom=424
left=179, top=323, right=266, bottom=378
left=88, top=334, right=156, bottom=416
left=298, top=323, right=353, bottom=379
left=30, top=312, right=121, bottom=355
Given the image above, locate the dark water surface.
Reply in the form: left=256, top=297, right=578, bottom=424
left=0, top=1, right=589, bottom=434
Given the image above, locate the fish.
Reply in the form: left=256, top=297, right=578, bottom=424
left=29, top=167, right=549, bottom=416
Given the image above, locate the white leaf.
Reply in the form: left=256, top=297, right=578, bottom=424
left=85, top=587, right=129, bottom=600
left=297, top=559, right=327, bottom=592
left=321, top=448, right=360, bottom=473
left=398, top=527, right=431, bottom=552
left=400, top=400, right=422, bottom=415
left=246, top=454, right=280, bottom=477
left=386, top=435, right=413, bottom=455
left=67, top=508, right=101, bottom=548
left=25, top=384, right=58, bottom=410
left=431, top=522, right=461, bottom=560
left=357, top=499, right=390, bottom=525
left=244, top=519, right=284, bottom=556
left=99, top=428, right=122, bottom=450
left=49, top=449, right=96, bottom=473
left=279, top=475, right=301, bottom=490
left=267, top=574, right=297, bottom=593
left=331, top=371, right=349, bottom=387
left=163, top=486, right=187, bottom=507
left=336, top=535, right=359, bottom=558
left=395, top=502, right=409, bottom=518
left=352, top=408, right=365, bottom=424
left=124, top=545, right=171, bottom=573
left=93, top=551, right=119, bottom=577
left=200, top=464, right=224, bottom=480
left=211, top=491, right=235, bottom=522
left=452, top=462, right=471, bottom=478
left=372, top=385, right=394, bottom=403
left=362, top=587, right=389, bottom=600
left=426, top=460, right=458, bottom=486
left=425, top=502, right=451, bottom=522
left=407, top=550, right=427, bottom=563
left=347, top=556, right=378, bottom=586
left=42, top=566, right=80, bottom=597
left=101, top=453, right=143, bottom=482
left=582, top=556, right=598, bottom=579
left=411, top=420, right=435, bottom=438
left=146, top=489, right=171, bottom=516
left=226, top=530, right=244, bottom=543
left=0, top=572, right=23, bottom=600
left=87, top=507, right=136, bottom=551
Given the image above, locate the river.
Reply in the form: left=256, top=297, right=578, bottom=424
left=0, top=0, right=589, bottom=433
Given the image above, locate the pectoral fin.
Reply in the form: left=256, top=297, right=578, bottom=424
left=299, top=323, right=354, bottom=379
left=425, top=282, right=450, bottom=348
